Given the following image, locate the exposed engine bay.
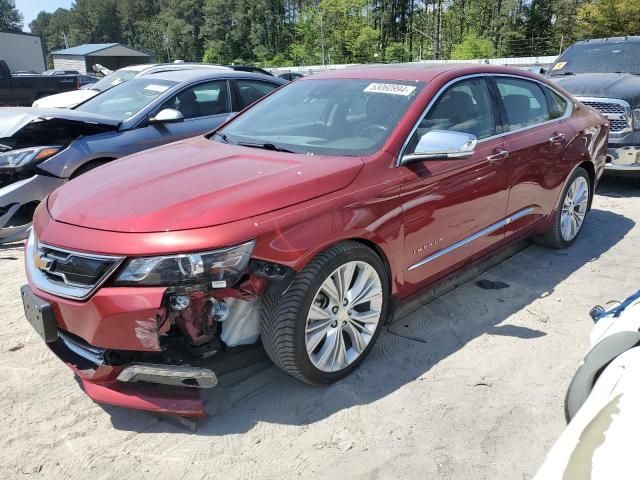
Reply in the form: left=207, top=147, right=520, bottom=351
left=0, top=114, right=118, bottom=242
left=105, top=260, right=294, bottom=378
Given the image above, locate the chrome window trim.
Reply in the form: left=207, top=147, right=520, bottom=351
left=26, top=231, right=125, bottom=300
left=408, top=207, right=534, bottom=271
left=397, top=73, right=574, bottom=166
left=575, top=96, right=632, bottom=136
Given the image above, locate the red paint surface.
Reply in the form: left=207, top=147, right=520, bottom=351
left=28, top=64, right=608, bottom=415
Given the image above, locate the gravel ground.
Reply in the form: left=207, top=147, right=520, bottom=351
left=0, top=178, right=638, bottom=480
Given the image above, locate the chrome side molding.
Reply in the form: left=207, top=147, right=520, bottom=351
left=408, top=207, right=534, bottom=271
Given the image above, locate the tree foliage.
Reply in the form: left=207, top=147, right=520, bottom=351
left=14, top=0, right=640, bottom=66
left=0, top=0, right=23, bottom=32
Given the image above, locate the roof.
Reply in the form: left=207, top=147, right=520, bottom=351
left=144, top=69, right=287, bottom=83
left=575, top=36, right=640, bottom=44
left=51, top=43, right=150, bottom=57
left=304, top=63, right=540, bottom=82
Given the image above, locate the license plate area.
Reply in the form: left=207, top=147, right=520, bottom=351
left=21, top=285, right=58, bottom=342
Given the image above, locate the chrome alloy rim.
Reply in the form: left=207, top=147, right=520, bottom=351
left=561, top=176, right=589, bottom=241
left=305, top=261, right=383, bottom=372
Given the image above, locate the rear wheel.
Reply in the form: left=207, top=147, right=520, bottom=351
left=537, top=167, right=591, bottom=248
left=261, top=241, right=389, bottom=384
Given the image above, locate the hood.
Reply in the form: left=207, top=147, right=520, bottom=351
left=32, top=89, right=99, bottom=109
left=48, top=136, right=365, bottom=233
left=552, top=73, right=640, bottom=107
left=0, top=107, right=120, bottom=139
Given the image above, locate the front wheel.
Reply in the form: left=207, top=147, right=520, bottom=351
left=537, top=167, right=591, bottom=249
left=261, top=241, right=389, bottom=384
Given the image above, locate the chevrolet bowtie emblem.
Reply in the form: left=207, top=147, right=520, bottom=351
left=33, top=251, right=54, bottom=272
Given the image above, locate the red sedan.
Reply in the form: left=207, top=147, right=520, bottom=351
left=22, top=65, right=608, bottom=417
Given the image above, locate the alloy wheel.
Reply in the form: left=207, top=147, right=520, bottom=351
left=305, top=261, right=383, bottom=372
left=560, top=176, right=589, bottom=242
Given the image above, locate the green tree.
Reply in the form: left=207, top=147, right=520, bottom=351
left=451, top=33, right=493, bottom=59
left=0, top=0, right=23, bottom=32
left=384, top=41, right=407, bottom=62
left=577, top=0, right=640, bottom=38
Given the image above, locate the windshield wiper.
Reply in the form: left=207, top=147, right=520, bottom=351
left=213, top=131, right=231, bottom=143
left=237, top=141, right=295, bottom=153
left=549, top=71, right=576, bottom=76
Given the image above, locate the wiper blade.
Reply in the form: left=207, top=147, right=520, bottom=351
left=237, top=142, right=295, bottom=153
left=213, top=131, right=231, bottom=143
left=549, top=71, right=576, bottom=76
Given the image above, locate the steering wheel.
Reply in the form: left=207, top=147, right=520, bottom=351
left=359, top=124, right=388, bottom=139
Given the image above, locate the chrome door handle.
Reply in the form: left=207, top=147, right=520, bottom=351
left=487, top=150, right=509, bottom=163
left=549, top=133, right=566, bottom=142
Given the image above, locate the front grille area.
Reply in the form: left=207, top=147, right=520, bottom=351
left=579, top=98, right=632, bottom=135
left=27, top=232, right=125, bottom=300
left=38, top=245, right=116, bottom=287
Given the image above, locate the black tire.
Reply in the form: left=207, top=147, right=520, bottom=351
left=260, top=241, right=389, bottom=384
left=536, top=167, right=591, bottom=249
left=71, top=159, right=111, bottom=178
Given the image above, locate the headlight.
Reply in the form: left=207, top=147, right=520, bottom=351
left=112, top=241, right=255, bottom=287
left=633, top=108, right=640, bottom=130
left=0, top=146, right=61, bottom=169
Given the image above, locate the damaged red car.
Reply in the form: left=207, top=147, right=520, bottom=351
left=22, top=65, right=608, bottom=417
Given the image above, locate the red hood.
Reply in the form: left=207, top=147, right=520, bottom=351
left=48, top=136, right=364, bottom=233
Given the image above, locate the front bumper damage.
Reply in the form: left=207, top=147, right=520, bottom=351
left=0, top=174, right=65, bottom=242
left=52, top=329, right=211, bottom=417
left=24, top=258, right=293, bottom=417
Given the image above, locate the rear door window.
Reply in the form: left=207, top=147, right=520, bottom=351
left=544, top=87, right=569, bottom=119
left=235, top=80, right=279, bottom=110
left=494, top=77, right=551, bottom=130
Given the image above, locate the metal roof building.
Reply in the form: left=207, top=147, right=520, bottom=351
left=51, top=43, right=151, bottom=74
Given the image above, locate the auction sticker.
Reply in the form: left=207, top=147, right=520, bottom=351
left=364, top=83, right=416, bottom=96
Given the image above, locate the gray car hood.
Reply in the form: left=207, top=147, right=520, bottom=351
left=0, top=107, right=120, bottom=139
left=552, top=73, right=640, bottom=107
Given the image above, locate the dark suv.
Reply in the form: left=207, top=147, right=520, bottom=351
left=548, top=37, right=640, bottom=177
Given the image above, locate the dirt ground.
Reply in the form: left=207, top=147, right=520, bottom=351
left=1, top=177, right=638, bottom=480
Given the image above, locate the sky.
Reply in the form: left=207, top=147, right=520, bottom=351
left=15, top=0, right=74, bottom=31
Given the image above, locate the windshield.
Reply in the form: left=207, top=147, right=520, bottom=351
left=217, top=78, right=424, bottom=156
left=91, top=69, right=139, bottom=92
left=74, top=78, right=176, bottom=120
left=550, top=42, right=640, bottom=75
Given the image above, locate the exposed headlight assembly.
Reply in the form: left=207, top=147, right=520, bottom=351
left=113, top=241, right=256, bottom=287
left=0, top=146, right=61, bottom=169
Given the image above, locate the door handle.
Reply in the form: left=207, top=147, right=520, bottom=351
left=549, top=132, right=566, bottom=143
left=487, top=150, right=509, bottom=163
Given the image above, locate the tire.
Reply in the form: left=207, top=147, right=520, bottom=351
left=71, top=159, right=111, bottom=178
left=261, top=241, right=389, bottom=384
left=536, top=167, right=591, bottom=249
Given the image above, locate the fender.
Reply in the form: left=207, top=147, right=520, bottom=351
left=565, top=331, right=640, bottom=422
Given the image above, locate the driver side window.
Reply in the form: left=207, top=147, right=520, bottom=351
left=162, top=80, right=229, bottom=120
left=407, top=77, right=496, bottom=154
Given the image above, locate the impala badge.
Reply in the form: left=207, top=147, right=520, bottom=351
left=33, top=250, right=55, bottom=273
left=413, top=237, right=443, bottom=255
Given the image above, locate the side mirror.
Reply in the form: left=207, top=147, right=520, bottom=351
left=402, top=130, right=477, bottom=164
left=149, top=108, right=184, bottom=125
